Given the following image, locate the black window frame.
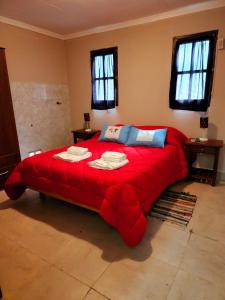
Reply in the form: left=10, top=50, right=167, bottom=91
left=169, top=30, right=218, bottom=112
left=90, top=47, right=118, bottom=110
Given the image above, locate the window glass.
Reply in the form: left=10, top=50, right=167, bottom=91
left=104, top=54, right=114, bottom=77
left=169, top=31, right=217, bottom=111
left=91, top=47, right=118, bottom=110
left=105, top=79, right=114, bottom=101
left=176, top=74, right=190, bottom=101
left=177, top=43, right=192, bottom=72
left=95, top=80, right=105, bottom=101
left=94, top=56, right=104, bottom=78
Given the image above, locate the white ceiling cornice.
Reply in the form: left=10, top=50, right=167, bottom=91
left=65, top=0, right=225, bottom=40
left=0, top=16, right=64, bottom=40
left=1, top=0, right=225, bottom=41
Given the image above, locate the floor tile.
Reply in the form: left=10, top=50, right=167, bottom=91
left=0, top=232, right=89, bottom=300
left=84, top=289, right=110, bottom=300
left=0, top=234, right=46, bottom=299
left=196, top=188, right=225, bottom=214
left=190, top=202, right=225, bottom=244
left=50, top=238, right=112, bottom=286
left=94, top=256, right=178, bottom=300
left=0, top=201, right=70, bottom=262
left=181, top=233, right=225, bottom=288
left=13, top=264, right=89, bottom=300
left=101, top=215, right=190, bottom=269
left=0, top=190, right=115, bottom=264
left=145, top=217, right=190, bottom=267
left=167, top=270, right=225, bottom=300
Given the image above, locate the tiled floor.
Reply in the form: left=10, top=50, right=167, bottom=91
left=0, top=181, right=225, bottom=300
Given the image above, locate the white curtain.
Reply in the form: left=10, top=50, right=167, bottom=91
left=93, top=54, right=114, bottom=101
left=176, top=40, right=209, bottom=102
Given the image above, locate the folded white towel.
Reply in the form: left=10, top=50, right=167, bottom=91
left=102, top=156, right=126, bottom=163
left=67, top=146, right=88, bottom=156
left=101, top=151, right=127, bottom=163
left=54, top=151, right=91, bottom=162
left=88, top=158, right=129, bottom=170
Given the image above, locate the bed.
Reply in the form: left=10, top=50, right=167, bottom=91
left=5, top=125, right=188, bottom=247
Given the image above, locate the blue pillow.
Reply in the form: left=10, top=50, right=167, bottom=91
left=98, top=125, right=131, bottom=144
left=126, top=127, right=167, bottom=148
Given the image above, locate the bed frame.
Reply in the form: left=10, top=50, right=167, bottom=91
left=34, top=188, right=99, bottom=213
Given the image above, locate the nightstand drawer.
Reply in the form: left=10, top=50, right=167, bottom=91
left=71, top=129, right=98, bottom=143
left=75, top=132, right=91, bottom=139
left=187, top=145, right=217, bottom=154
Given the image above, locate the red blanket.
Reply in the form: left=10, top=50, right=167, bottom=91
left=5, top=126, right=188, bottom=246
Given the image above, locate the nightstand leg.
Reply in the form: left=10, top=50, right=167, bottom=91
left=212, top=148, right=220, bottom=186
left=73, top=136, right=78, bottom=144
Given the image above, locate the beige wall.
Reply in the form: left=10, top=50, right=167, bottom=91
left=0, top=22, right=72, bottom=158
left=66, top=7, right=225, bottom=176
left=0, top=22, right=67, bottom=84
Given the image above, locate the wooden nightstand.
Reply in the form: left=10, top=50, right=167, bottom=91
left=71, top=129, right=98, bottom=144
left=186, top=139, right=223, bottom=186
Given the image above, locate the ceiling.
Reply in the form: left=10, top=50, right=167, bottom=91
left=0, top=0, right=217, bottom=36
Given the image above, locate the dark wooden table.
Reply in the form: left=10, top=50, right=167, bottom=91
left=71, top=129, right=98, bottom=144
left=185, top=138, right=223, bottom=186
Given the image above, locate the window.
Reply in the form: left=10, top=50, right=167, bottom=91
left=91, top=47, right=118, bottom=110
left=169, top=31, right=218, bottom=111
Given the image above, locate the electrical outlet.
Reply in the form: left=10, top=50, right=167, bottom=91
left=28, top=149, right=42, bottom=157
left=28, top=151, right=35, bottom=157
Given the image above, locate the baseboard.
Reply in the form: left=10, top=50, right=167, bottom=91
left=218, top=170, right=225, bottom=182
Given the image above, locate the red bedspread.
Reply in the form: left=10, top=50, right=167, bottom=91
left=5, top=126, right=188, bottom=247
